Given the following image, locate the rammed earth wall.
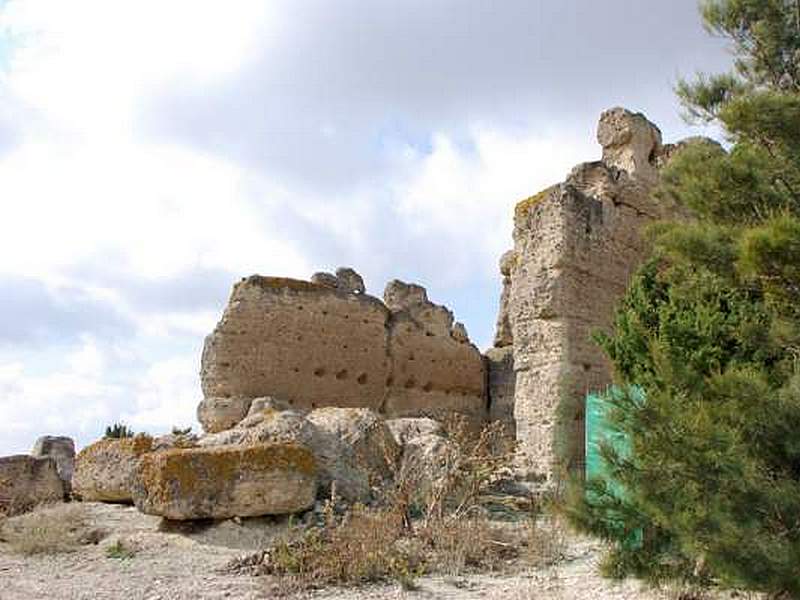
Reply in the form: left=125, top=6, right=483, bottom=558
left=200, top=275, right=486, bottom=429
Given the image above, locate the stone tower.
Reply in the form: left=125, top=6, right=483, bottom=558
left=490, top=108, right=688, bottom=482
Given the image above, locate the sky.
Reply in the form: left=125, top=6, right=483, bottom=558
left=0, top=0, right=731, bottom=455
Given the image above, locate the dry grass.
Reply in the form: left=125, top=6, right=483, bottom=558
left=222, top=419, right=561, bottom=592
left=0, top=503, right=105, bottom=555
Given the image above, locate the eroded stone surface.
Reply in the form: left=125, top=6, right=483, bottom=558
left=30, top=436, right=75, bottom=487
left=386, top=417, right=444, bottom=446
left=0, top=455, right=64, bottom=514
left=485, top=347, right=516, bottom=448
left=199, top=408, right=371, bottom=503
left=132, top=443, right=316, bottom=520
left=200, top=272, right=486, bottom=430
left=201, top=275, right=390, bottom=414
left=492, top=107, right=691, bottom=481
left=73, top=436, right=154, bottom=502
left=197, top=397, right=253, bottom=434
left=307, top=408, right=400, bottom=484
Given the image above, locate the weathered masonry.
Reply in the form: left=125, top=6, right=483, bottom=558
left=200, top=270, right=486, bottom=431
left=490, top=107, right=694, bottom=481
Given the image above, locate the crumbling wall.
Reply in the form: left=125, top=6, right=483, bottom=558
left=201, top=272, right=486, bottom=430
left=383, top=280, right=486, bottom=422
left=491, top=107, right=684, bottom=481
left=201, top=276, right=389, bottom=412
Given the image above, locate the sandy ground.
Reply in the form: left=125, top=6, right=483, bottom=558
left=0, top=502, right=710, bottom=600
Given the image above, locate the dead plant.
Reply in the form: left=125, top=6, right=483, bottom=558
left=0, top=503, right=101, bottom=555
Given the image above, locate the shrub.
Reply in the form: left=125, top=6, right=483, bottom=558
left=105, top=538, right=136, bottom=560
left=104, top=422, right=135, bottom=439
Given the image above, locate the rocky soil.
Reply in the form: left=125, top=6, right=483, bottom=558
left=0, top=502, right=714, bottom=600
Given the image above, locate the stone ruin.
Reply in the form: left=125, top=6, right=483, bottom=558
left=0, top=107, right=701, bottom=520
left=199, top=272, right=486, bottom=429
left=489, top=107, right=690, bottom=481
left=196, top=106, right=693, bottom=484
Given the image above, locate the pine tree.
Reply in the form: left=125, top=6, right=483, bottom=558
left=566, top=1, right=800, bottom=596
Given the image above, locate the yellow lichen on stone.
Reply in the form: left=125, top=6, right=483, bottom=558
left=138, top=443, right=317, bottom=505
left=244, top=276, right=325, bottom=293
left=514, top=185, right=558, bottom=220
left=77, top=435, right=153, bottom=461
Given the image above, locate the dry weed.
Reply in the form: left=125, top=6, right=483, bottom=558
left=0, top=503, right=104, bottom=555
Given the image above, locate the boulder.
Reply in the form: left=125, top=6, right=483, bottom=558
left=197, top=397, right=253, bottom=434
left=386, top=417, right=444, bottom=446
left=307, top=408, right=401, bottom=483
left=400, top=433, right=457, bottom=493
left=132, top=443, right=316, bottom=520
left=335, top=267, right=366, bottom=294
left=72, top=436, right=153, bottom=502
left=199, top=409, right=371, bottom=503
left=451, top=322, right=469, bottom=343
left=30, top=436, right=75, bottom=487
left=0, top=455, right=64, bottom=515
left=383, top=279, right=428, bottom=312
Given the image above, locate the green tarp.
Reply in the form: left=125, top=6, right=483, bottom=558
left=585, top=386, right=644, bottom=548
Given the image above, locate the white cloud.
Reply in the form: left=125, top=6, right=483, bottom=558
left=0, top=0, right=730, bottom=455
left=1, top=0, right=272, bottom=139
left=124, top=354, right=200, bottom=434
left=394, top=126, right=592, bottom=280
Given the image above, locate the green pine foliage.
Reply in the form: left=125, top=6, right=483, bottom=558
left=104, top=422, right=135, bottom=439
left=566, top=1, right=800, bottom=596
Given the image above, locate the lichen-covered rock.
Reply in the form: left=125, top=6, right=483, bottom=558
left=199, top=409, right=371, bottom=503
left=30, top=436, right=75, bottom=487
left=307, top=408, right=401, bottom=483
left=0, top=455, right=64, bottom=515
left=132, top=443, right=316, bottom=520
left=72, top=436, right=153, bottom=502
left=386, top=417, right=444, bottom=446
left=197, top=397, right=253, bottom=434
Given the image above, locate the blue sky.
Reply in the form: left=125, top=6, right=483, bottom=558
left=0, top=0, right=730, bottom=455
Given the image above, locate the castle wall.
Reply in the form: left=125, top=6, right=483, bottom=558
left=201, top=277, right=390, bottom=412
left=200, top=275, right=486, bottom=430
left=493, top=108, right=681, bottom=482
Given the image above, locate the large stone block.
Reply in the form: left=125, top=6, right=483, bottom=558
left=73, top=436, right=153, bottom=502
left=0, top=455, right=64, bottom=515
left=133, top=443, right=317, bottom=520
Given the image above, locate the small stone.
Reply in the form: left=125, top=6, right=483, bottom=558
left=335, top=267, right=366, bottom=294
left=451, top=322, right=469, bottom=343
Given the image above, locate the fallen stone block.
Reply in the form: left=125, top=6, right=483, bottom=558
left=132, top=443, right=317, bottom=520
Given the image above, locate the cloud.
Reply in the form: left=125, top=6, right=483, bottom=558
left=0, top=0, right=733, bottom=454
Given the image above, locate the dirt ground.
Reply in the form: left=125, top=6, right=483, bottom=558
left=0, top=502, right=724, bottom=600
